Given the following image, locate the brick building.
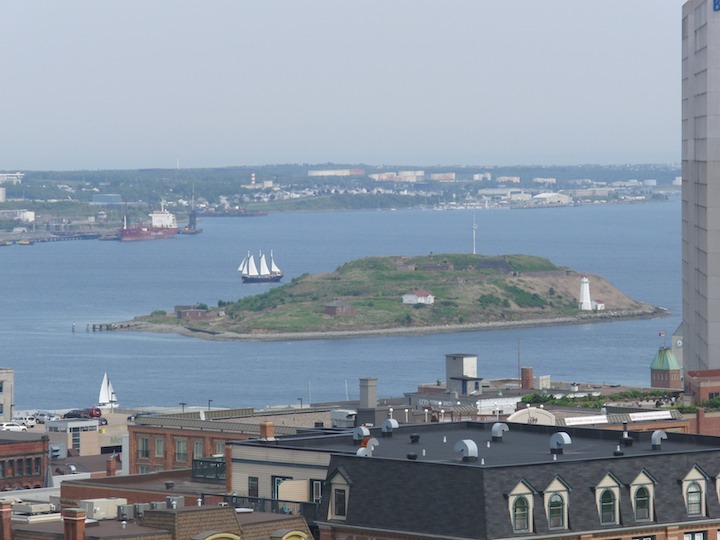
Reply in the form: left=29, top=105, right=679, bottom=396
left=0, top=432, right=48, bottom=490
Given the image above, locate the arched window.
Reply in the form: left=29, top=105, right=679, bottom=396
left=513, top=496, right=529, bottom=531
left=548, top=494, right=564, bottom=528
left=600, top=489, right=616, bottom=524
left=635, top=487, right=650, bottom=520
left=687, top=482, right=702, bottom=516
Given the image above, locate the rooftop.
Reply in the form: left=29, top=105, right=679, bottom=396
left=233, top=420, right=715, bottom=467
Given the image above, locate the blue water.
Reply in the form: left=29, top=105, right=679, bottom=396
left=0, top=201, right=681, bottom=410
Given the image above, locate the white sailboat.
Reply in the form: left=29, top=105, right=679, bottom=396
left=238, top=250, right=283, bottom=283
left=98, top=372, right=118, bottom=409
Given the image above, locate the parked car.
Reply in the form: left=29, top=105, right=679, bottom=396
left=85, top=407, right=102, bottom=418
left=0, top=422, right=27, bottom=432
left=63, top=409, right=91, bottom=419
left=34, top=411, right=60, bottom=424
left=99, top=417, right=108, bottom=426
left=13, top=415, right=36, bottom=428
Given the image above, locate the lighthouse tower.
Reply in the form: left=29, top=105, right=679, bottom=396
left=578, top=276, right=592, bottom=311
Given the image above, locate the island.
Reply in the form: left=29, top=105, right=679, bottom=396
left=118, top=253, right=664, bottom=341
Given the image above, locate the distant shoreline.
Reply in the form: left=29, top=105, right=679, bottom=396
left=115, top=306, right=665, bottom=342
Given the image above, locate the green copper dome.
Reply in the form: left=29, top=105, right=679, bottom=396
left=651, top=347, right=681, bottom=371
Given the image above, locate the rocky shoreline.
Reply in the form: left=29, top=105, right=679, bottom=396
left=115, top=305, right=666, bottom=342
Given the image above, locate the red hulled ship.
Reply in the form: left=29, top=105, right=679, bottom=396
left=119, top=203, right=179, bottom=241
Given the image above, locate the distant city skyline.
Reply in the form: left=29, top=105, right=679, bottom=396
left=1, top=1, right=684, bottom=171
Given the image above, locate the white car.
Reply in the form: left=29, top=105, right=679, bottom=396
left=0, top=422, right=27, bottom=432
left=14, top=416, right=36, bottom=428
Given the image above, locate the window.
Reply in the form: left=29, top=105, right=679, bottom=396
left=548, top=494, right=564, bottom=528
left=312, top=479, right=323, bottom=503
left=248, top=476, right=259, bottom=498
left=138, top=465, right=150, bottom=474
left=684, top=533, right=705, bottom=540
left=633, top=536, right=656, bottom=540
left=687, top=482, right=702, bottom=516
left=138, top=437, right=150, bottom=459
left=513, top=496, right=529, bottom=531
left=0, top=461, right=5, bottom=478
left=16, top=459, right=23, bottom=477
left=600, top=489, right=616, bottom=524
left=25, top=459, right=31, bottom=476
left=193, top=439, right=203, bottom=458
left=214, top=440, right=225, bottom=456
left=33, top=458, right=40, bottom=475
left=155, top=437, right=164, bottom=458
left=334, top=488, right=347, bottom=518
left=272, top=475, right=292, bottom=499
left=175, top=438, right=188, bottom=462
left=635, top=487, right=650, bottom=520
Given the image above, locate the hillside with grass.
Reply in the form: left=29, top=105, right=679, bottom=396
left=135, top=254, right=661, bottom=340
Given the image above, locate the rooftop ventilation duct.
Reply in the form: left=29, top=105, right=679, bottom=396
left=410, top=433, right=420, bottom=444
left=381, top=418, right=399, bottom=437
left=491, top=422, right=509, bottom=442
left=651, top=430, right=667, bottom=450
left=453, top=439, right=479, bottom=462
left=620, top=421, right=634, bottom=447
left=550, top=432, right=572, bottom=455
left=407, top=452, right=418, bottom=460
left=356, top=437, right=379, bottom=457
left=352, top=426, right=370, bottom=445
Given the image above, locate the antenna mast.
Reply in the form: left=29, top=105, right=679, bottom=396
left=472, top=213, right=478, bottom=255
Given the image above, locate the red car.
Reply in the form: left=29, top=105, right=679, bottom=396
left=85, top=407, right=102, bottom=417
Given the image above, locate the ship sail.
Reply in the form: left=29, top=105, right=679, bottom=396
left=98, top=372, right=118, bottom=409
left=259, top=252, right=271, bottom=276
left=238, top=253, right=249, bottom=273
left=270, top=250, right=281, bottom=275
left=246, top=254, right=259, bottom=276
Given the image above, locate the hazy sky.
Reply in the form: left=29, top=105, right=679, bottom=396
left=1, top=1, right=684, bottom=170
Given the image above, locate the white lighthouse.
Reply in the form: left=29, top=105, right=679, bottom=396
left=578, top=275, right=592, bottom=311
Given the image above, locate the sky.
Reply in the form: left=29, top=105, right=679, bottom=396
left=1, top=1, right=685, bottom=171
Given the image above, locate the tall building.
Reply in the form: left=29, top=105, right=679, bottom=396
left=682, top=0, right=720, bottom=374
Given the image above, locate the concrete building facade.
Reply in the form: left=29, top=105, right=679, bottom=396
left=682, top=0, right=720, bottom=374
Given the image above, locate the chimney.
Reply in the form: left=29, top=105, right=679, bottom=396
left=359, top=378, right=377, bottom=409
left=106, top=457, right=117, bottom=477
left=63, top=508, right=86, bottom=540
left=259, top=421, right=275, bottom=441
left=0, top=501, right=11, bottom=540
left=521, top=367, right=534, bottom=389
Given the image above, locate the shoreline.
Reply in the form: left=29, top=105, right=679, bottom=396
left=115, top=306, right=666, bottom=342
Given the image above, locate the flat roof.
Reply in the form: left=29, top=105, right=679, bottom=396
left=232, top=421, right=720, bottom=468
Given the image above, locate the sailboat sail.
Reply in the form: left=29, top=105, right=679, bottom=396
left=98, top=372, right=118, bottom=409
left=270, top=250, right=281, bottom=275
left=247, top=254, right=259, bottom=276
left=259, top=252, right=271, bottom=275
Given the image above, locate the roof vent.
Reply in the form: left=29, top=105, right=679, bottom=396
left=491, top=422, right=509, bottom=442
left=453, top=439, right=479, bottom=462
left=550, top=432, right=572, bottom=455
left=381, top=418, right=399, bottom=437
left=651, top=430, right=667, bottom=450
left=620, top=421, right=634, bottom=446
left=613, top=444, right=624, bottom=456
left=356, top=437, right=379, bottom=457
left=352, top=426, right=370, bottom=445
left=407, top=452, right=418, bottom=460
left=410, top=433, right=420, bottom=444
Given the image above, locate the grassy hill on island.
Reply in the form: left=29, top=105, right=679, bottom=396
left=138, top=254, right=660, bottom=339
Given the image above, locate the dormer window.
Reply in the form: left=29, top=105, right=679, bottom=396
left=600, top=489, right=616, bottom=524
left=325, top=466, right=352, bottom=522
left=333, top=488, right=347, bottom=518
left=548, top=494, right=564, bottom=528
left=687, top=482, right=702, bottom=516
left=513, top=496, right=529, bottom=532
left=634, top=487, right=650, bottom=520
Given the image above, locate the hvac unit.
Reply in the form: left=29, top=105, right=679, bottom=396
left=49, top=444, right=67, bottom=460
left=165, top=496, right=184, bottom=509
left=133, top=503, right=150, bottom=517
left=117, top=504, right=135, bottom=520
left=150, top=501, right=164, bottom=510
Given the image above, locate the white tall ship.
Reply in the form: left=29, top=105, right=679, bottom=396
left=238, top=250, right=283, bottom=283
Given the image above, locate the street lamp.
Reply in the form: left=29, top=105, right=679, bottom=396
left=208, top=399, right=213, bottom=411
left=404, top=408, right=409, bottom=423
left=179, top=402, right=187, bottom=413
left=298, top=397, right=303, bottom=408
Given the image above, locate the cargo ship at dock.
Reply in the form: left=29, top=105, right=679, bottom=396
left=119, top=203, right=179, bottom=241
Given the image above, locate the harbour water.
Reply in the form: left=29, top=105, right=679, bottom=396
left=0, top=200, right=681, bottom=410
